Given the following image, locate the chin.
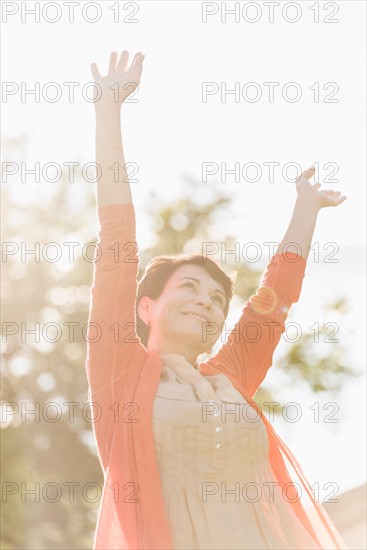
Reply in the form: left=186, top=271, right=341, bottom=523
left=169, top=328, right=206, bottom=348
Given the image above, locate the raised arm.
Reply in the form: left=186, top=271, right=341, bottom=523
left=91, top=50, right=145, bottom=207
left=86, top=51, right=146, bottom=406
left=205, top=166, right=347, bottom=398
left=275, top=166, right=347, bottom=260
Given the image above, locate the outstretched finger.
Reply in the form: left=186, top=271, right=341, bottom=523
left=302, top=166, right=316, bottom=180
left=91, top=63, right=101, bottom=80
left=132, top=52, right=144, bottom=66
left=117, top=50, right=129, bottom=72
left=335, top=196, right=347, bottom=205
left=108, top=51, right=118, bottom=73
left=296, top=166, right=315, bottom=182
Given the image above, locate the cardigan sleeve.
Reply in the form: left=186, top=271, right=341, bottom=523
left=85, top=203, right=145, bottom=396
left=204, top=252, right=307, bottom=398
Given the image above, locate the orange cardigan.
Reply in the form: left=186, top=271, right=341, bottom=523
left=85, top=203, right=348, bottom=550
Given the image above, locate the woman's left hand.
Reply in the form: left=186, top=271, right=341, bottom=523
left=296, top=166, right=347, bottom=210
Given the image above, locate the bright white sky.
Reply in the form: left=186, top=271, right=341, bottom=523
left=2, top=1, right=366, bottom=496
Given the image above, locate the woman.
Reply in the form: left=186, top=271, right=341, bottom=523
left=86, top=51, right=349, bottom=550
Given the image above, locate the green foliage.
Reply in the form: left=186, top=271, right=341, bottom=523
left=281, top=328, right=358, bottom=394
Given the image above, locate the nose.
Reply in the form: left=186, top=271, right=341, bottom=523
left=194, top=294, right=212, bottom=308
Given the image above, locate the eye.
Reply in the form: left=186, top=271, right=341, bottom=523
left=182, top=281, right=195, bottom=289
left=181, top=282, right=225, bottom=310
left=213, top=295, right=225, bottom=309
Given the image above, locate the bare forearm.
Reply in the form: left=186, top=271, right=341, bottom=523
left=275, top=196, right=320, bottom=260
left=95, top=104, right=133, bottom=208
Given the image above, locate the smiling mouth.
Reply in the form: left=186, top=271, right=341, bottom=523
left=181, top=312, right=208, bottom=322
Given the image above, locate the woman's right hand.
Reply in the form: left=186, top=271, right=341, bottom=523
left=90, top=50, right=145, bottom=109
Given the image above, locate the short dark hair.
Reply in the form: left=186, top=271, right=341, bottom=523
left=135, top=253, right=236, bottom=348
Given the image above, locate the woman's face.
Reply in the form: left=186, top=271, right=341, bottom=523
left=139, top=264, right=227, bottom=358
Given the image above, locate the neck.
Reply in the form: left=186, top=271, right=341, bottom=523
left=158, top=351, right=200, bottom=371
left=146, top=341, right=200, bottom=369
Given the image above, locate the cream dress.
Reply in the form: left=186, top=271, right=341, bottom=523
left=152, top=353, right=321, bottom=550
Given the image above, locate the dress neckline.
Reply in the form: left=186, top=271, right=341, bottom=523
left=159, top=353, right=199, bottom=371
